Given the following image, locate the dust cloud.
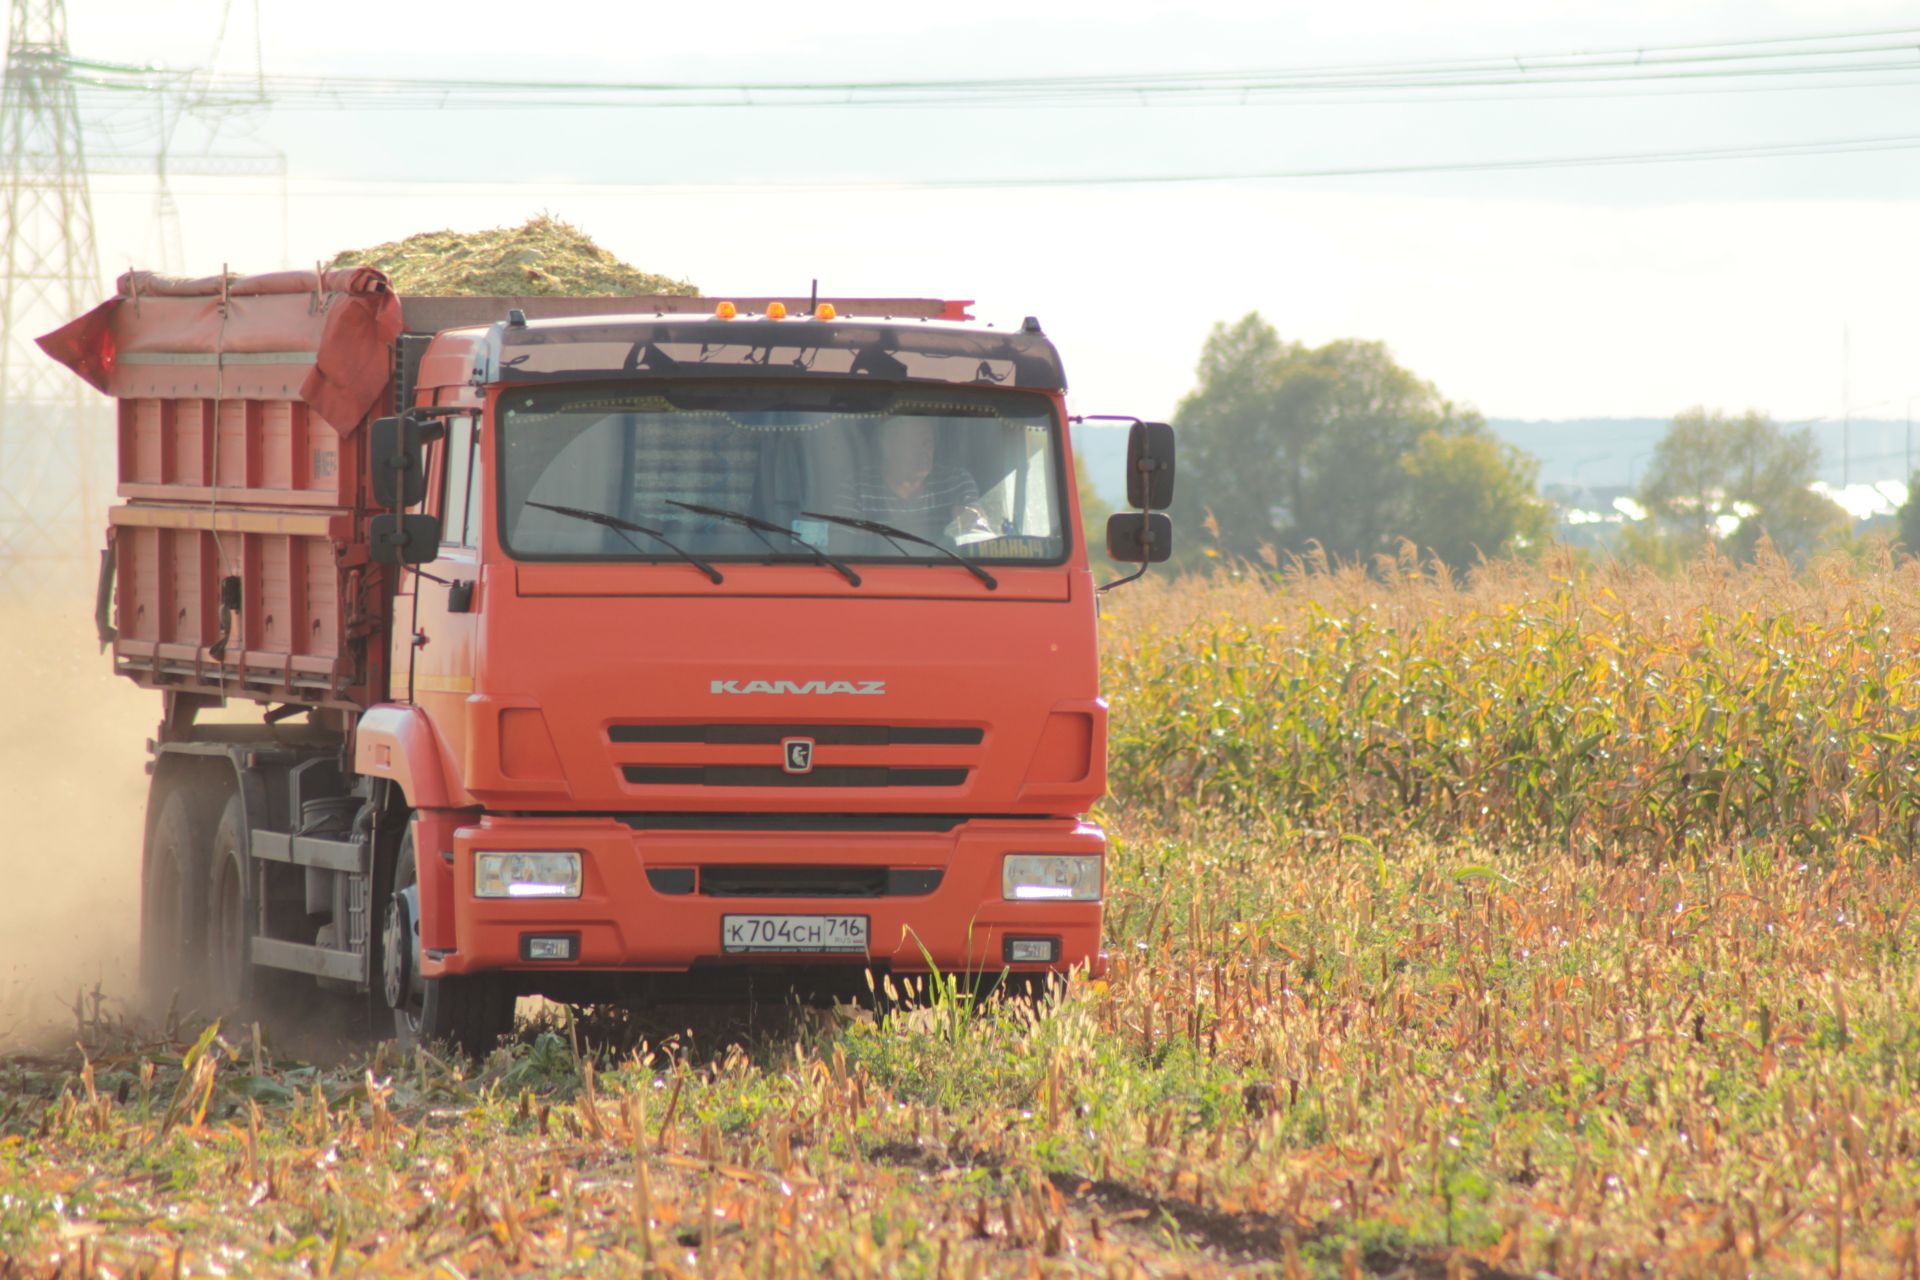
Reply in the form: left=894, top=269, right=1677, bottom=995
left=0, top=592, right=155, bottom=1048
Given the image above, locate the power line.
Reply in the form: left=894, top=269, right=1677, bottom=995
left=69, top=25, right=1920, bottom=88
left=79, top=128, right=1920, bottom=196
left=56, top=26, right=1920, bottom=113
left=68, top=65, right=1920, bottom=113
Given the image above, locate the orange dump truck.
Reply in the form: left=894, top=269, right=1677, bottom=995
left=41, top=269, right=1174, bottom=1052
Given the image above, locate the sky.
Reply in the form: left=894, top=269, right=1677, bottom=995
left=50, top=0, right=1920, bottom=427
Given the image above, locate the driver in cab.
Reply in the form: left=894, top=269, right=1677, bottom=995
left=847, top=418, right=993, bottom=543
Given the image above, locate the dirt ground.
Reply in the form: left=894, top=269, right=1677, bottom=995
left=0, top=591, right=155, bottom=1048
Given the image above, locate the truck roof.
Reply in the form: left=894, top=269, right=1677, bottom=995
left=398, top=294, right=973, bottom=332
left=410, top=307, right=1068, bottom=401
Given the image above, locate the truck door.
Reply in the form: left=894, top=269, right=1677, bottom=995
left=390, top=412, right=482, bottom=788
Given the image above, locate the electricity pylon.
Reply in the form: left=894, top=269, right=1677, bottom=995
left=0, top=0, right=102, bottom=599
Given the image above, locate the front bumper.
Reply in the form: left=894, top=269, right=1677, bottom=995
left=420, top=815, right=1105, bottom=981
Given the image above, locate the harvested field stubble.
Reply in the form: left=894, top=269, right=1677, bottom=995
left=6, top=556, right=1920, bottom=1276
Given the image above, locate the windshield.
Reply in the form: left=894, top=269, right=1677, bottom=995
left=497, top=381, right=1068, bottom=565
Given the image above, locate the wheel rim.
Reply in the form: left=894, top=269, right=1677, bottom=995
left=382, top=894, right=411, bottom=1011
left=386, top=880, right=425, bottom=1034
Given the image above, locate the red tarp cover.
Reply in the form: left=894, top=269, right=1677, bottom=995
left=35, top=267, right=403, bottom=434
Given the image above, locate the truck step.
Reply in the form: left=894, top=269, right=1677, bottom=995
left=251, top=937, right=366, bottom=982
left=250, top=830, right=367, bottom=874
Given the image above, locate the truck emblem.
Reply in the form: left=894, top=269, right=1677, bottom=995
left=710, top=679, right=886, bottom=696
left=782, top=737, right=815, bottom=774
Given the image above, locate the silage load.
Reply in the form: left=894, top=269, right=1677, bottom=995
left=326, top=215, right=697, bottom=297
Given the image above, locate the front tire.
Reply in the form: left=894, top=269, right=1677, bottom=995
left=385, top=826, right=515, bottom=1058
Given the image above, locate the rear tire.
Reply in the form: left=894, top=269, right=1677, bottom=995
left=141, top=783, right=215, bottom=1018
left=204, top=794, right=256, bottom=1013
left=385, top=826, right=515, bottom=1059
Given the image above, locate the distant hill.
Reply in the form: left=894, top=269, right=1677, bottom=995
left=1489, top=418, right=1917, bottom=492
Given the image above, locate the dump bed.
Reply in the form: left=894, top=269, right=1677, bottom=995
left=39, top=270, right=970, bottom=712
left=37, top=269, right=402, bottom=709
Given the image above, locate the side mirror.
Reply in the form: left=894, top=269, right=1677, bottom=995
left=369, top=414, right=443, bottom=510
left=1107, top=512, right=1172, bottom=564
left=1126, top=421, right=1175, bottom=510
left=370, top=513, right=443, bottom=565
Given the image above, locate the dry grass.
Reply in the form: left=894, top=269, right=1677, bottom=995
left=7, top=557, right=1920, bottom=1276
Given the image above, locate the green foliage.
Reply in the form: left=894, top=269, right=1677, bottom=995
left=1612, top=516, right=1687, bottom=573
left=1897, top=474, right=1920, bottom=554
left=498, top=1030, right=579, bottom=1091
left=1633, top=406, right=1846, bottom=564
left=1171, top=313, right=1543, bottom=570
left=1400, top=430, right=1552, bottom=567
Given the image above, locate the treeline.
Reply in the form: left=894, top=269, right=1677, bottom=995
left=1160, top=312, right=1884, bottom=571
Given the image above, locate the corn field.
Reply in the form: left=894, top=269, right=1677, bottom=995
left=1107, top=547, right=1920, bottom=857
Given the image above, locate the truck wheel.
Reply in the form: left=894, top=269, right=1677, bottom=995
left=384, top=828, right=514, bottom=1059
left=205, top=794, right=257, bottom=1012
left=141, top=784, right=214, bottom=1016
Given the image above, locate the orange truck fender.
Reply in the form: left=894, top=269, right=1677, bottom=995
left=354, top=704, right=459, bottom=810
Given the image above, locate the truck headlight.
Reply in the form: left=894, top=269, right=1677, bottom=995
left=474, top=851, right=582, bottom=899
left=1002, top=854, right=1101, bottom=902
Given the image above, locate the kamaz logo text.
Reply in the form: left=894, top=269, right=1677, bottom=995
left=710, top=679, right=886, bottom=696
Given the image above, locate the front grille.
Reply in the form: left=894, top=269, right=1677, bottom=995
left=622, top=765, right=968, bottom=788
left=615, top=813, right=971, bottom=832
left=646, top=868, right=696, bottom=895
left=610, top=723, right=983, bottom=746
left=696, top=865, right=944, bottom=898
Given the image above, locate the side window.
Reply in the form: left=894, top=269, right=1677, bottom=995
left=443, top=415, right=477, bottom=547
left=408, top=433, right=442, bottom=518
left=463, top=419, right=483, bottom=548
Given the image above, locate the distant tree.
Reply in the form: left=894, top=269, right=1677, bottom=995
left=1635, top=408, right=1845, bottom=563
left=1896, top=477, right=1920, bottom=555
left=1171, top=313, right=1543, bottom=569
left=1400, top=431, right=1552, bottom=567
left=1614, top=517, right=1688, bottom=574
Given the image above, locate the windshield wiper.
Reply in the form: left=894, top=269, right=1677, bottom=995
left=524, top=500, right=724, bottom=584
left=665, top=500, right=862, bottom=587
left=800, top=510, right=998, bottom=590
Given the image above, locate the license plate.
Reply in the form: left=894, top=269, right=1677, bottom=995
left=721, top=913, right=870, bottom=954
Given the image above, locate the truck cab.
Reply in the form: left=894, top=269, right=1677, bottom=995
left=42, top=276, right=1174, bottom=1053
